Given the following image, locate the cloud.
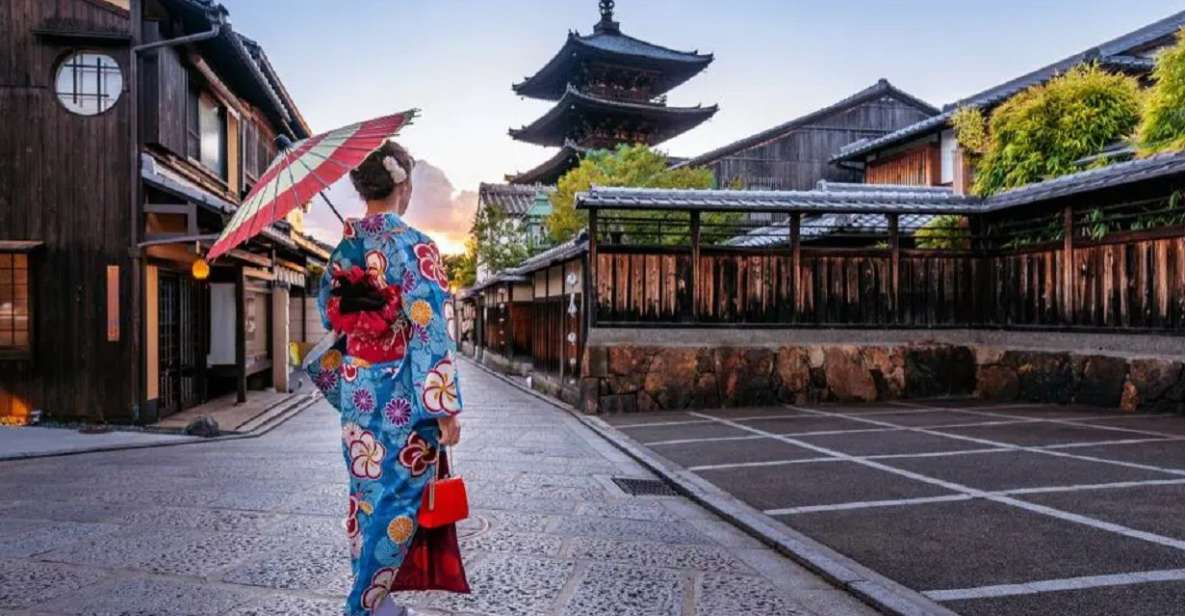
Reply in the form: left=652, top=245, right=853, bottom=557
left=300, top=159, right=477, bottom=255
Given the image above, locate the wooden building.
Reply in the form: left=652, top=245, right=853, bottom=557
left=832, top=10, right=1185, bottom=191
left=676, top=79, right=936, bottom=193
left=0, top=0, right=323, bottom=424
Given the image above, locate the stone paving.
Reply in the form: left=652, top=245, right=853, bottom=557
left=603, top=399, right=1185, bottom=616
left=0, top=358, right=873, bottom=616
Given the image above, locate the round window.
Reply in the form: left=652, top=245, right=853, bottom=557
left=54, top=52, right=123, bottom=115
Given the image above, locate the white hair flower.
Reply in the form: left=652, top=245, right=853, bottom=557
left=382, top=156, right=408, bottom=185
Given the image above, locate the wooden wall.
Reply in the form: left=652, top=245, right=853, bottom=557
left=0, top=0, right=138, bottom=421
left=707, top=97, right=934, bottom=191
left=593, top=232, right=1185, bottom=331
left=866, top=142, right=941, bottom=186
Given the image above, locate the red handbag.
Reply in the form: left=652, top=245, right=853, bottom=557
left=418, top=447, right=469, bottom=528
left=391, top=448, right=471, bottom=594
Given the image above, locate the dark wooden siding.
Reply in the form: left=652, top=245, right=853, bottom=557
left=707, top=98, right=934, bottom=191
left=141, top=44, right=188, bottom=155
left=0, top=0, right=137, bottom=421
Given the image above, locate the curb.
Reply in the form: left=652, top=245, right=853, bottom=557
left=0, top=393, right=320, bottom=463
left=464, top=358, right=958, bottom=616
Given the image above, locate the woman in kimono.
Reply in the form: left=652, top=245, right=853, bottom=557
left=306, top=141, right=462, bottom=616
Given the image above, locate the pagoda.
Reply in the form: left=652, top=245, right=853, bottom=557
left=507, top=0, right=718, bottom=184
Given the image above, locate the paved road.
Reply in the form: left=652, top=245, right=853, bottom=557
left=0, top=358, right=872, bottom=616
left=604, top=399, right=1185, bottom=616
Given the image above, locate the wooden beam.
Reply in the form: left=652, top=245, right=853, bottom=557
left=790, top=212, right=802, bottom=320
left=235, top=268, right=247, bottom=404
left=187, top=53, right=246, bottom=117
left=888, top=214, right=901, bottom=322
left=690, top=211, right=701, bottom=322
left=586, top=208, right=598, bottom=330
left=1062, top=205, right=1075, bottom=324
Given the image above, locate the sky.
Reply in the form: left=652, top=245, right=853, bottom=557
left=225, top=0, right=1185, bottom=252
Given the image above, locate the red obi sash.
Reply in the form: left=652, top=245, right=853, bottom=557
left=326, top=266, right=409, bottom=364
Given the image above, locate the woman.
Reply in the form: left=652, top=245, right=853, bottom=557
left=306, top=141, right=462, bottom=616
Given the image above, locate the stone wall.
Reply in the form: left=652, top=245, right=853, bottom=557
left=578, top=341, right=1184, bottom=415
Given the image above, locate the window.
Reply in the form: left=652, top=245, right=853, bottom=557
left=186, top=85, right=227, bottom=180
left=55, top=52, right=123, bottom=115
left=940, top=129, right=957, bottom=185
left=0, top=253, right=31, bottom=354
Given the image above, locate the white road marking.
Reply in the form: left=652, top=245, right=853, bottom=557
left=645, top=434, right=768, bottom=447
left=689, top=457, right=843, bottom=471
left=766, top=495, right=973, bottom=515
left=616, top=419, right=715, bottom=429
left=689, top=448, right=1009, bottom=471
left=924, top=568, right=1185, bottom=601
left=786, top=404, right=1185, bottom=478
left=764, top=478, right=1185, bottom=515
left=896, top=400, right=1183, bottom=440
left=642, top=417, right=1045, bottom=447
left=690, top=410, right=1185, bottom=553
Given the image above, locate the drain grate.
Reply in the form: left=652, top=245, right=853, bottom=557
left=612, top=477, right=678, bottom=496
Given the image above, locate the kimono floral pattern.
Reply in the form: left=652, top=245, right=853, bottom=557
left=305, top=212, right=463, bottom=616
left=397, top=431, right=438, bottom=477
left=414, top=242, right=450, bottom=290
left=422, top=355, right=461, bottom=415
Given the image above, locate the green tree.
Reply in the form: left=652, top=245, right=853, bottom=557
left=1138, top=28, right=1185, bottom=155
left=546, top=144, right=716, bottom=244
left=469, top=201, right=534, bottom=276
left=444, top=238, right=477, bottom=289
left=973, top=64, right=1142, bottom=196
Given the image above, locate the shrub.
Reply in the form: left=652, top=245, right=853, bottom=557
left=950, top=106, right=987, bottom=154
left=914, top=215, right=971, bottom=250
left=1138, top=28, right=1185, bottom=155
left=972, top=64, right=1142, bottom=196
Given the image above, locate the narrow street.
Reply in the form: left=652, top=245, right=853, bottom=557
left=0, top=358, right=871, bottom=616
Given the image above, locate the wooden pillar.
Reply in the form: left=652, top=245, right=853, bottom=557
left=790, top=212, right=802, bottom=320
left=1062, top=205, right=1075, bottom=325
left=888, top=213, right=901, bottom=322
left=586, top=208, right=598, bottom=330
left=690, top=211, right=701, bottom=322
left=271, top=284, right=290, bottom=393
left=234, top=267, right=247, bottom=404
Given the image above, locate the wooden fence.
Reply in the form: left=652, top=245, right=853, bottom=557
left=591, top=227, right=1185, bottom=332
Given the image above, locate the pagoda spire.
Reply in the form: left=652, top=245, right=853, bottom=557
left=595, top=0, right=619, bottom=33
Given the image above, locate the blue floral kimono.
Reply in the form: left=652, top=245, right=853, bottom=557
left=305, top=212, right=462, bottom=615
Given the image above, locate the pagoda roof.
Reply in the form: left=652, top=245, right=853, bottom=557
left=513, top=27, right=713, bottom=101
left=507, top=141, right=588, bottom=185
left=478, top=182, right=555, bottom=217
left=509, top=86, right=718, bottom=148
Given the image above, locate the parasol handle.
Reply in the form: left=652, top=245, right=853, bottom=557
left=318, top=191, right=345, bottom=224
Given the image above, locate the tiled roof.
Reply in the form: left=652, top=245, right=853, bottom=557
left=160, top=0, right=303, bottom=138
left=509, top=86, right=718, bottom=148
left=507, top=142, right=588, bottom=185
left=578, top=149, right=1185, bottom=214
left=724, top=213, right=936, bottom=247
left=479, top=183, right=555, bottom=217
left=514, top=231, right=589, bottom=273
left=832, top=10, right=1185, bottom=163
left=576, top=185, right=980, bottom=215
left=467, top=231, right=589, bottom=293
left=513, top=28, right=713, bottom=101
left=677, top=80, right=938, bottom=168
left=981, top=149, right=1185, bottom=211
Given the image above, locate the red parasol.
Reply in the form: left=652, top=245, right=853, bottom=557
left=206, top=110, right=416, bottom=261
